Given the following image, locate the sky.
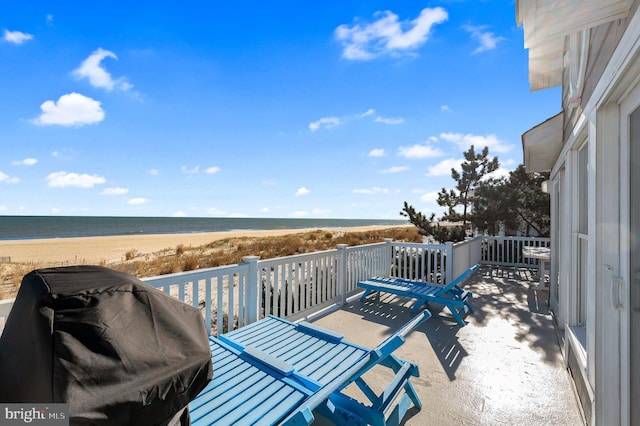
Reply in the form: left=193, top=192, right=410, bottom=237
left=0, top=1, right=561, bottom=220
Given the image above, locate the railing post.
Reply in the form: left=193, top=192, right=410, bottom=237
left=384, top=238, right=393, bottom=277
left=337, top=244, right=348, bottom=304
left=243, top=256, right=260, bottom=324
left=445, top=241, right=454, bottom=284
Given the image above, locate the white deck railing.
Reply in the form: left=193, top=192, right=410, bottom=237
left=0, top=235, right=550, bottom=337
left=479, top=236, right=550, bottom=267
left=0, top=298, right=14, bottom=336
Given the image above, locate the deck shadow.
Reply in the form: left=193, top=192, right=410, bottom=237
left=465, top=265, right=561, bottom=364
left=346, top=295, right=468, bottom=381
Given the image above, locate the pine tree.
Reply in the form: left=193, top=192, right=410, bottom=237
left=436, top=145, right=499, bottom=230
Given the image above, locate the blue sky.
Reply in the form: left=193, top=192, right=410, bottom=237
left=0, top=1, right=560, bottom=219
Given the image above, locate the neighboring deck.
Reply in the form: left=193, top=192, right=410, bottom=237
left=312, top=266, right=584, bottom=425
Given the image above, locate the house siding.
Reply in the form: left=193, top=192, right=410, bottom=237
left=562, top=4, right=637, bottom=142
left=521, top=1, right=640, bottom=424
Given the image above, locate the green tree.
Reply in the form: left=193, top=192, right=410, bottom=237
left=399, top=202, right=466, bottom=243
left=399, top=202, right=435, bottom=237
left=472, top=165, right=550, bottom=236
left=401, top=145, right=498, bottom=243
left=436, top=145, right=499, bottom=230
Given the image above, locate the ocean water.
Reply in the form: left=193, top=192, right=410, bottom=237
left=0, top=216, right=407, bottom=240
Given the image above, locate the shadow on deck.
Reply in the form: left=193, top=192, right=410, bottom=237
left=312, top=265, right=585, bottom=426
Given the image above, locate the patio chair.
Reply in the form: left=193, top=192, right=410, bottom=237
left=358, top=264, right=480, bottom=326
left=190, top=309, right=431, bottom=426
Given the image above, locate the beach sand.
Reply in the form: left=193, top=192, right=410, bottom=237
left=0, top=225, right=398, bottom=265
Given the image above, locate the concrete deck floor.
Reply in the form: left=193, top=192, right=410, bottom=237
left=311, top=266, right=585, bottom=426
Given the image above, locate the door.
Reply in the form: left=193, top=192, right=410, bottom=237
left=630, top=105, right=640, bottom=425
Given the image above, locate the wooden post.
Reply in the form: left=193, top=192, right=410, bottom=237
left=337, top=244, right=348, bottom=304
left=384, top=238, right=393, bottom=277
left=445, top=241, right=454, bottom=284
left=243, top=256, right=260, bottom=324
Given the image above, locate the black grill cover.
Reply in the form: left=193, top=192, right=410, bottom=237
left=0, top=265, right=213, bottom=425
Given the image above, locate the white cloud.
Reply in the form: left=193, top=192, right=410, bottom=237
left=205, top=166, right=220, bottom=174
left=484, top=159, right=517, bottom=181
left=0, top=206, right=7, bottom=212
left=439, top=132, right=512, bottom=153
left=46, top=171, right=106, bottom=188
left=309, top=116, right=341, bottom=131
left=12, top=158, right=37, bottom=166
left=484, top=167, right=511, bottom=180
left=46, top=15, right=54, bottom=25
left=463, top=24, right=505, bottom=54
left=32, top=92, right=104, bottom=126
left=73, top=48, right=132, bottom=91
left=426, top=158, right=463, bottom=176
left=375, top=116, right=404, bottom=125
left=398, top=144, right=443, bottom=159
left=420, top=191, right=439, bottom=203
left=101, top=187, right=129, bottom=195
left=295, top=187, right=310, bottom=196
left=379, top=166, right=409, bottom=174
left=128, top=197, right=148, bottom=205
left=3, top=29, right=33, bottom=45
left=182, top=166, right=200, bottom=174
left=148, top=169, right=159, bottom=176
left=440, top=105, right=451, bottom=112
left=353, top=187, right=390, bottom=195
left=368, top=148, right=385, bottom=157
left=172, top=211, right=187, bottom=217
left=0, top=171, right=20, bottom=184
left=207, top=207, right=225, bottom=215
left=335, top=7, right=448, bottom=60
left=310, top=109, right=382, bottom=131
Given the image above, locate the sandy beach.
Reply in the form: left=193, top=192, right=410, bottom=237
left=0, top=225, right=399, bottom=265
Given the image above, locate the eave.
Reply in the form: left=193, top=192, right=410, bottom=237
left=522, top=112, right=563, bottom=172
left=517, top=0, right=632, bottom=91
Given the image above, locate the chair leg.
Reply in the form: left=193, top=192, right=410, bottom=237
left=359, top=289, right=373, bottom=302
left=447, top=304, right=467, bottom=326
left=465, top=301, right=474, bottom=314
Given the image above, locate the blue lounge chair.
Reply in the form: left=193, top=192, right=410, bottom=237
left=189, top=310, right=431, bottom=425
left=358, top=264, right=480, bottom=326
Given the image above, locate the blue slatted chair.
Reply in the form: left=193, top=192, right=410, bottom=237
left=358, top=264, right=479, bottom=326
left=189, top=310, right=431, bottom=426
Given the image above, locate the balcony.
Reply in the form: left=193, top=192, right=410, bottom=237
left=312, top=266, right=583, bottom=424
left=0, top=236, right=584, bottom=424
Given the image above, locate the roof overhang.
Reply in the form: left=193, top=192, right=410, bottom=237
left=516, top=0, right=632, bottom=91
left=522, top=112, right=563, bottom=172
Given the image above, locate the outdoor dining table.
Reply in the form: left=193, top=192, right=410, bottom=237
left=523, top=246, right=551, bottom=290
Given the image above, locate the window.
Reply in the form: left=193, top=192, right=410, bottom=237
left=576, top=142, right=589, bottom=329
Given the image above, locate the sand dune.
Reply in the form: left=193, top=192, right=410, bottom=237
left=0, top=225, right=396, bottom=264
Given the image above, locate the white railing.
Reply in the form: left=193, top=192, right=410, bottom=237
left=0, top=236, right=550, bottom=337
left=142, top=263, right=251, bottom=337
left=389, top=241, right=448, bottom=284
left=479, top=236, right=551, bottom=267
left=452, top=238, right=483, bottom=280
left=0, top=298, right=14, bottom=336
left=258, top=249, right=341, bottom=322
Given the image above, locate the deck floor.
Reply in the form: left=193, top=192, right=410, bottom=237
left=311, top=266, right=585, bottom=426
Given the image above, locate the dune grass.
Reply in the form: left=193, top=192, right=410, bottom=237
left=0, top=226, right=421, bottom=300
